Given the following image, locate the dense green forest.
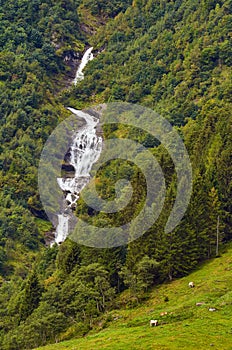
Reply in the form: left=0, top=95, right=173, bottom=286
left=0, top=0, right=231, bottom=349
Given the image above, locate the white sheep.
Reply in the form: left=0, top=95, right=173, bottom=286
left=188, top=281, right=194, bottom=288
left=209, top=307, right=216, bottom=312
left=150, top=319, right=158, bottom=327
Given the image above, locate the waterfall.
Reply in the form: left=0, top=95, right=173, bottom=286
left=55, top=108, right=102, bottom=244
left=56, top=214, right=69, bottom=244
left=53, top=46, right=100, bottom=244
left=73, top=47, right=94, bottom=85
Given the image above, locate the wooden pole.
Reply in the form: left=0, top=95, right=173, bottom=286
left=216, top=215, right=219, bottom=256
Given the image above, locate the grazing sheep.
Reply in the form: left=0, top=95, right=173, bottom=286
left=160, top=312, right=168, bottom=316
left=150, top=319, right=158, bottom=327
left=209, top=307, right=217, bottom=312
left=189, top=281, right=194, bottom=288
left=196, top=302, right=205, bottom=306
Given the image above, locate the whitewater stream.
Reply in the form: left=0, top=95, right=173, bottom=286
left=73, top=47, right=94, bottom=85
left=54, top=48, right=102, bottom=244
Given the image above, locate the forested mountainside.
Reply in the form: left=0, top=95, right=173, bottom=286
left=0, top=0, right=231, bottom=349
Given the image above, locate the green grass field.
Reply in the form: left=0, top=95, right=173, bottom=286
left=36, top=243, right=232, bottom=350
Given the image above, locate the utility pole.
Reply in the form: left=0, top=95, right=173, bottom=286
left=216, top=215, right=219, bottom=256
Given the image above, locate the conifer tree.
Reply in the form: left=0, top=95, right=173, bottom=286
left=19, top=271, right=43, bottom=321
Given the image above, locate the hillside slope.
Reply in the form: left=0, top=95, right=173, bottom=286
left=36, top=243, right=232, bottom=350
left=0, top=0, right=231, bottom=349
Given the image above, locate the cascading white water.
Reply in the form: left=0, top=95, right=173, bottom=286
left=52, top=46, right=100, bottom=244
left=56, top=214, right=69, bottom=243
left=55, top=108, right=102, bottom=244
left=73, top=47, right=94, bottom=85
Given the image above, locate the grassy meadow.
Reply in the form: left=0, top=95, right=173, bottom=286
left=36, top=243, right=232, bottom=350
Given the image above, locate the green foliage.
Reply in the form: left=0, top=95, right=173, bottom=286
left=81, top=0, right=132, bottom=17
left=19, top=271, right=43, bottom=321
left=0, top=0, right=231, bottom=348
left=3, top=302, right=67, bottom=350
left=66, top=0, right=232, bottom=128
left=56, top=240, right=81, bottom=274
left=33, top=243, right=232, bottom=350
left=0, top=0, right=83, bottom=279
left=0, top=247, right=7, bottom=273
left=121, top=256, right=161, bottom=295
